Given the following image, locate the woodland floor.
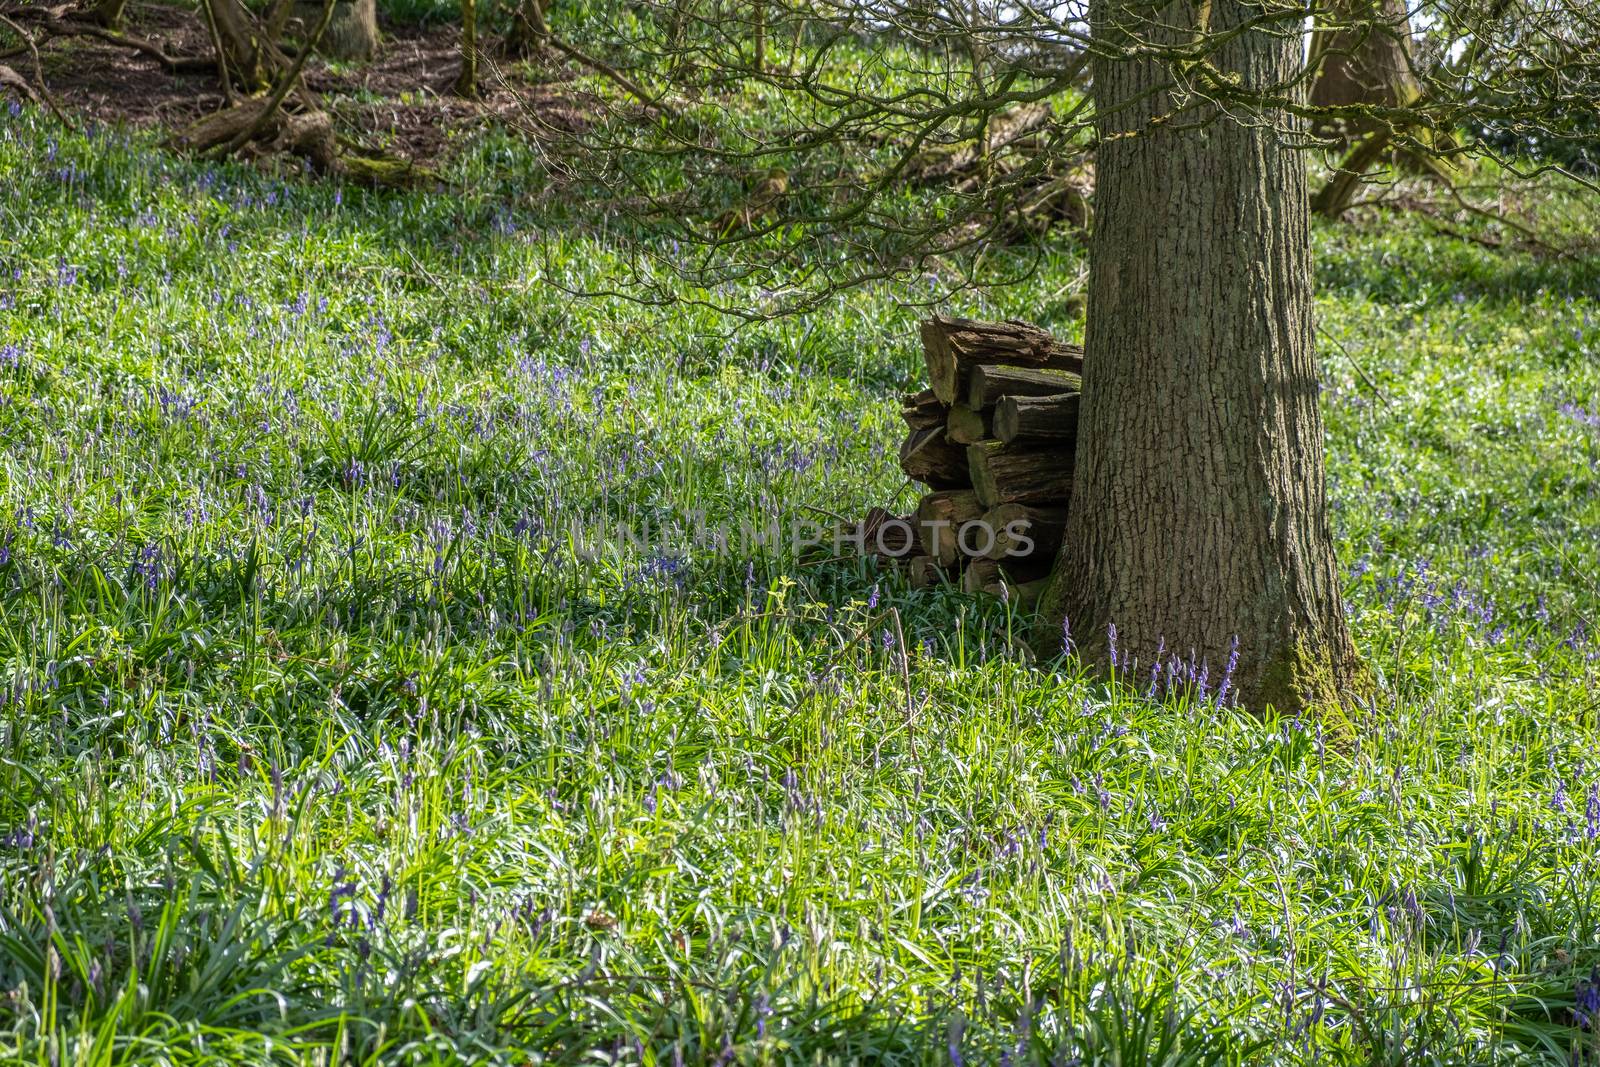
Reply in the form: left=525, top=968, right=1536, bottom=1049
left=14, top=3, right=584, bottom=165
left=2, top=9, right=1600, bottom=1066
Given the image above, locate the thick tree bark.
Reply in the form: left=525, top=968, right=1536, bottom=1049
left=1039, top=0, right=1362, bottom=712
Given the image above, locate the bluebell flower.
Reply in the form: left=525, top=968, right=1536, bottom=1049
left=1216, top=636, right=1240, bottom=706
left=1575, top=966, right=1600, bottom=1029
left=946, top=1013, right=966, bottom=1067
left=1558, top=402, right=1600, bottom=430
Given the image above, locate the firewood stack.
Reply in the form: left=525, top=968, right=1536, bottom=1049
left=879, top=316, right=1083, bottom=609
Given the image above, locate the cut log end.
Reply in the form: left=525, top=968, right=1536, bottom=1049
left=901, top=387, right=947, bottom=431
left=995, top=391, right=1080, bottom=445
left=946, top=402, right=992, bottom=445
left=916, top=489, right=983, bottom=567
left=900, top=426, right=971, bottom=489
left=968, top=440, right=1074, bottom=509
left=920, top=316, right=1084, bottom=406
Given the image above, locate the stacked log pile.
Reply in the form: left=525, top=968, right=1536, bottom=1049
left=872, top=316, right=1083, bottom=609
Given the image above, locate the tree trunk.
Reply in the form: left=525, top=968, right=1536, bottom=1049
left=317, top=0, right=379, bottom=61
left=1038, top=0, right=1362, bottom=713
left=454, top=0, right=478, bottom=97
left=1307, top=0, right=1463, bottom=214
left=206, top=0, right=271, bottom=92
left=505, top=0, right=549, bottom=57
left=94, top=0, right=129, bottom=30
left=1308, top=0, right=1421, bottom=144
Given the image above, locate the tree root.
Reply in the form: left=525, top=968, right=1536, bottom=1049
left=0, top=62, right=38, bottom=104
left=171, top=99, right=436, bottom=189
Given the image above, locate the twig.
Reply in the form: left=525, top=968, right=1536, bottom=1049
left=1315, top=323, right=1390, bottom=409
left=1435, top=176, right=1571, bottom=258
left=0, top=14, right=72, bottom=129
left=1417, top=215, right=1506, bottom=253
left=197, top=0, right=236, bottom=104
left=217, top=0, right=336, bottom=157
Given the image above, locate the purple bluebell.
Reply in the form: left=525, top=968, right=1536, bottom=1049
left=1216, top=636, right=1240, bottom=707
left=1576, top=966, right=1600, bottom=1029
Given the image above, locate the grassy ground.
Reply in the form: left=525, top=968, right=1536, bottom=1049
left=1, top=95, right=1599, bottom=1066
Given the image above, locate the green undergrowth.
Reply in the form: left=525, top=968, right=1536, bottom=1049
left=0, top=99, right=1598, bottom=1066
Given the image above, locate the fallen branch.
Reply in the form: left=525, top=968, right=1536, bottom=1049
left=173, top=98, right=436, bottom=189
left=216, top=0, right=336, bottom=157
left=28, top=15, right=216, bottom=73
left=0, top=14, right=72, bottom=127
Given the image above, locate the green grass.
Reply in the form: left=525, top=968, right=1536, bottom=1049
left=0, top=99, right=1599, bottom=1066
